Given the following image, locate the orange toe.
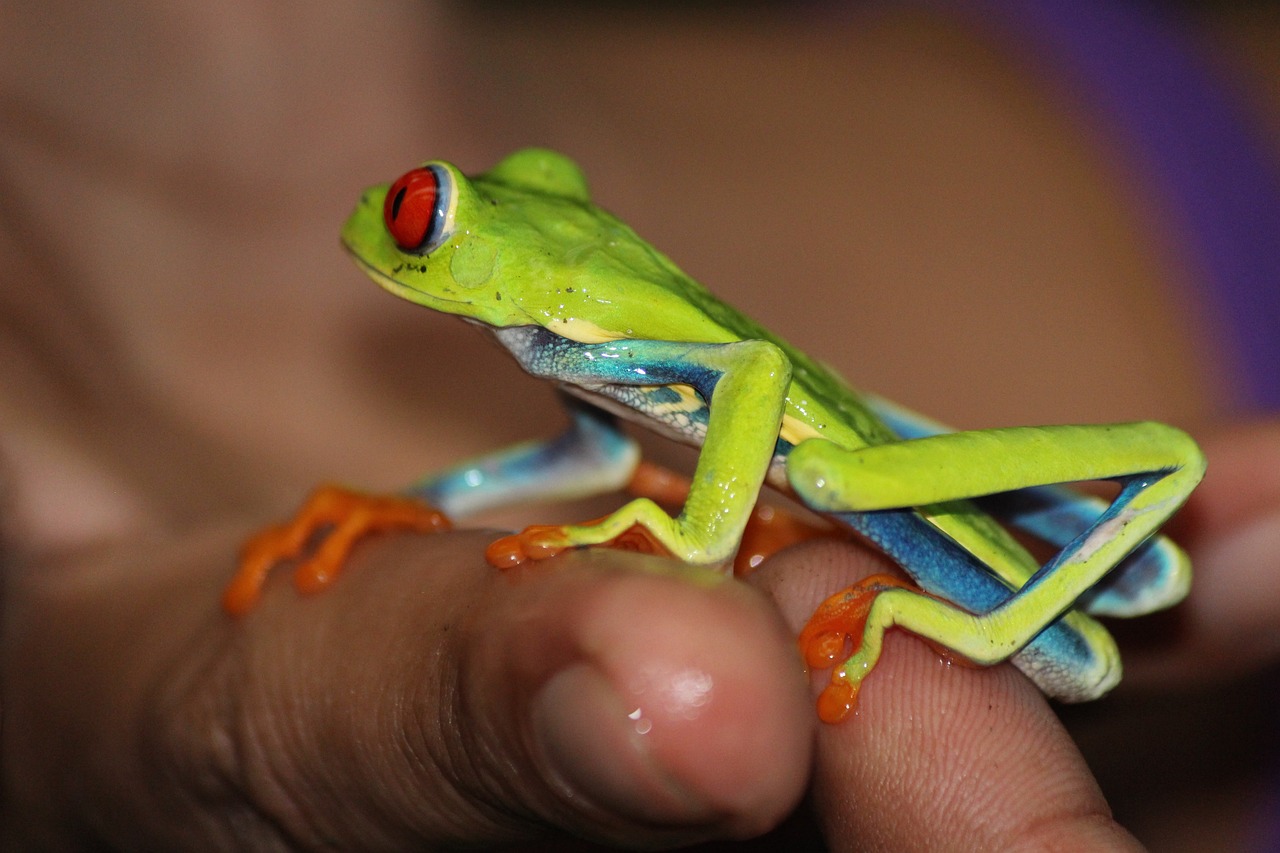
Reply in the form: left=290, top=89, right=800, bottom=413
left=223, top=485, right=450, bottom=615
left=484, top=519, right=676, bottom=570
left=797, top=573, right=911, bottom=668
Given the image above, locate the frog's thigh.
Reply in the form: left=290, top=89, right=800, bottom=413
left=787, top=422, right=1203, bottom=511
left=857, top=398, right=1192, bottom=616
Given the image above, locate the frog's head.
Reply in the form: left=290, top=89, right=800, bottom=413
left=342, top=148, right=710, bottom=343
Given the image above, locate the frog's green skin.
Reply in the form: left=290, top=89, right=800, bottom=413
left=342, top=148, right=1205, bottom=705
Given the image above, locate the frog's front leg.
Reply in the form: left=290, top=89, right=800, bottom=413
left=488, top=333, right=790, bottom=568
left=787, top=422, right=1205, bottom=720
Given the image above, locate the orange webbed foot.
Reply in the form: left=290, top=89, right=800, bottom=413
left=798, top=574, right=977, bottom=722
left=222, top=485, right=450, bottom=616
left=797, top=573, right=918, bottom=723
left=484, top=524, right=576, bottom=568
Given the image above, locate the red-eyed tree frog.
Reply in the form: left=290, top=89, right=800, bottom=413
left=224, top=148, right=1205, bottom=722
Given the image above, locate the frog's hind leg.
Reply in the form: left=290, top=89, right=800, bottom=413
left=977, top=485, right=1191, bottom=618
left=411, top=393, right=640, bottom=518
left=788, top=422, right=1206, bottom=720
left=819, top=508, right=1123, bottom=717
left=863, top=393, right=1193, bottom=618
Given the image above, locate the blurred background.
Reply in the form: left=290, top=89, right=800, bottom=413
left=3, top=1, right=1277, bottom=849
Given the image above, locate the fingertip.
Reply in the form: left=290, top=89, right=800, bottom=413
left=494, top=553, right=813, bottom=843
left=592, top=573, right=815, bottom=833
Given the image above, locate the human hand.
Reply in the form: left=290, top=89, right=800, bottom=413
left=5, top=517, right=1150, bottom=850
left=3, top=526, right=810, bottom=849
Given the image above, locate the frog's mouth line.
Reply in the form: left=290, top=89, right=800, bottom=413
left=345, top=251, right=475, bottom=312
left=347, top=250, right=547, bottom=331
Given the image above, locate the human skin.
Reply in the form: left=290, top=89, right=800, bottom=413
left=7, top=434, right=1278, bottom=849
left=2, top=2, right=1277, bottom=849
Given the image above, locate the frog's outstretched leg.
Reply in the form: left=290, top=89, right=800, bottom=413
left=412, top=394, right=639, bottom=517
left=224, top=397, right=636, bottom=615
left=486, top=330, right=790, bottom=568
left=787, top=422, right=1205, bottom=721
left=865, top=394, right=1193, bottom=618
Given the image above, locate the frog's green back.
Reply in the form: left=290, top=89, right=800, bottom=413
left=470, top=156, right=899, bottom=451
left=499, top=179, right=899, bottom=451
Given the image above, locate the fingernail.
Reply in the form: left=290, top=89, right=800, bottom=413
left=531, top=663, right=714, bottom=826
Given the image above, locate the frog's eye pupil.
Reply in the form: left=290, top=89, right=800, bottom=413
left=383, top=166, right=447, bottom=252
left=389, top=186, right=408, bottom=221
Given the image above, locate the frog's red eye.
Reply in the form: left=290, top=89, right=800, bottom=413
left=383, top=165, right=451, bottom=252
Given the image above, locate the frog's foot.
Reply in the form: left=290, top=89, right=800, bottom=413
left=626, top=460, right=836, bottom=576
left=223, top=485, right=451, bottom=616
left=484, top=515, right=675, bottom=569
left=798, top=574, right=921, bottom=723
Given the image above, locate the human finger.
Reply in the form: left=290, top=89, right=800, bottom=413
left=202, top=530, right=815, bottom=848
left=752, top=539, right=1143, bottom=851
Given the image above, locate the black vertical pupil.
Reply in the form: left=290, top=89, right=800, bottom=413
left=390, top=186, right=408, bottom=221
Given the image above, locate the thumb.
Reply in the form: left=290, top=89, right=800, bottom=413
left=213, top=531, right=813, bottom=849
